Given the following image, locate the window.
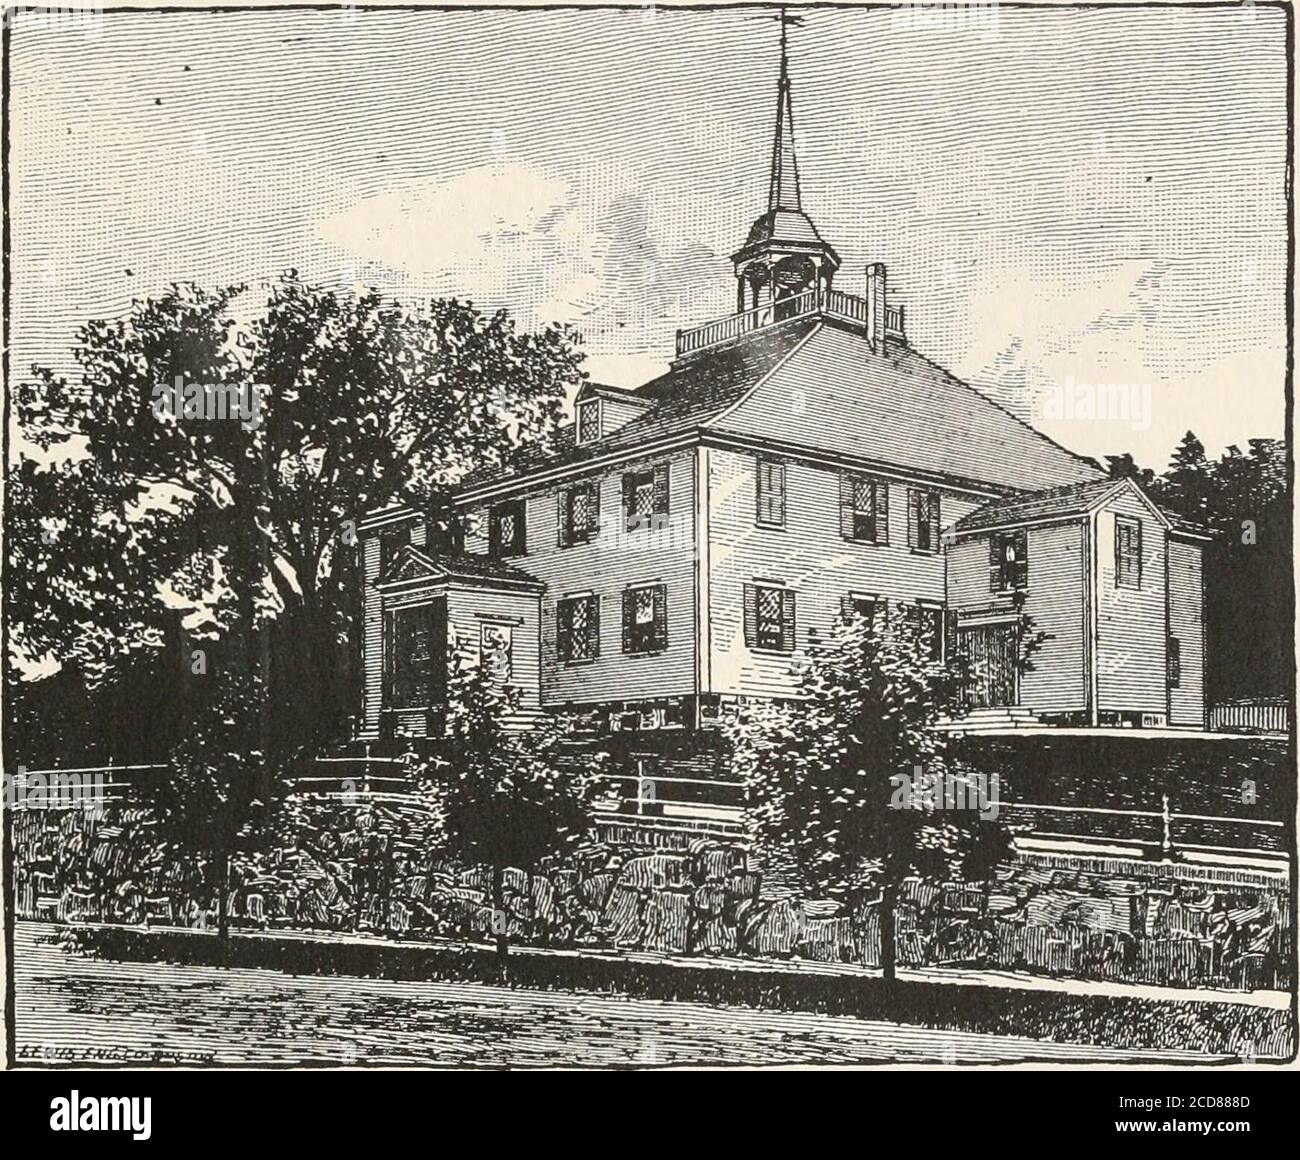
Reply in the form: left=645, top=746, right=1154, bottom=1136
left=744, top=583, right=796, bottom=652
left=756, top=459, right=786, bottom=526
left=622, top=584, right=667, bottom=653
left=378, top=522, right=410, bottom=577
left=917, top=603, right=945, bottom=662
left=989, top=530, right=1028, bottom=592
left=489, top=500, right=526, bottom=558
left=1115, top=516, right=1142, bottom=589
left=840, top=473, right=889, bottom=544
left=1168, top=636, right=1181, bottom=688
left=841, top=594, right=881, bottom=631
left=558, top=481, right=600, bottom=547
left=908, top=488, right=941, bottom=553
left=480, top=623, right=512, bottom=683
left=576, top=399, right=601, bottom=444
left=557, top=594, right=600, bottom=663
left=623, top=463, right=669, bottom=532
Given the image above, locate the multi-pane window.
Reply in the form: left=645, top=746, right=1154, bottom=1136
left=576, top=399, right=601, bottom=444
left=559, top=481, right=600, bottom=547
left=557, top=594, right=600, bottom=663
left=622, top=584, right=667, bottom=654
left=756, top=459, right=786, bottom=526
left=489, top=500, right=526, bottom=558
left=1167, top=636, right=1181, bottom=688
left=623, top=464, right=669, bottom=532
left=840, top=473, right=889, bottom=544
left=1115, top=516, right=1142, bottom=589
left=744, top=583, right=796, bottom=652
left=908, top=488, right=941, bottom=553
left=989, top=530, right=1028, bottom=592
left=480, top=623, right=512, bottom=683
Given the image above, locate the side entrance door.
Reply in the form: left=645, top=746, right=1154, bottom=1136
left=959, top=622, right=1018, bottom=708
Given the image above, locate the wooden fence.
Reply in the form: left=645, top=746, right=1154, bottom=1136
left=1210, top=699, right=1290, bottom=736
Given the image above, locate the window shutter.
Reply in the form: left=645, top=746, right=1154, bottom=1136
left=622, top=473, right=636, bottom=532
left=587, top=595, right=600, bottom=659
left=840, top=595, right=856, bottom=624
left=653, top=463, right=670, bottom=517
left=930, top=493, right=941, bottom=550
left=653, top=585, right=667, bottom=649
left=780, top=590, right=796, bottom=652
left=743, top=583, right=758, bottom=648
left=590, top=482, right=601, bottom=540
left=989, top=535, right=1002, bottom=592
left=874, top=481, right=890, bottom=545
left=557, top=488, right=570, bottom=548
left=908, top=489, right=920, bottom=549
left=774, top=462, right=786, bottom=524
left=621, top=589, right=634, bottom=653
left=839, top=473, right=855, bottom=539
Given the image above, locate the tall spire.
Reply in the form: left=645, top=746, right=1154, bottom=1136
left=767, top=10, right=803, bottom=214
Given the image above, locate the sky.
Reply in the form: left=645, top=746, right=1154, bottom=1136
left=7, top=3, right=1290, bottom=469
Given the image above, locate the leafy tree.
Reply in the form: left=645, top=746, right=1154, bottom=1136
left=1103, top=452, right=1155, bottom=489
left=727, top=606, right=1011, bottom=984
left=428, top=645, right=593, bottom=970
left=149, top=675, right=271, bottom=942
left=8, top=277, right=583, bottom=756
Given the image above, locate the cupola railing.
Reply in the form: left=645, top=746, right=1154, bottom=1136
left=675, top=285, right=904, bottom=358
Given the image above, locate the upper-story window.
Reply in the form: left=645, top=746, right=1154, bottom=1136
left=744, top=582, right=796, bottom=653
left=840, top=473, right=889, bottom=545
left=1115, top=516, right=1142, bottom=588
left=623, top=463, right=669, bottom=532
left=489, top=499, right=526, bottom=558
left=756, top=459, right=786, bottom=527
left=990, top=530, right=1028, bottom=592
left=378, top=521, right=410, bottom=576
left=576, top=399, right=602, bottom=445
left=558, top=481, right=600, bottom=547
left=908, top=488, right=940, bottom=553
left=557, top=594, right=600, bottom=663
left=622, top=584, right=667, bottom=654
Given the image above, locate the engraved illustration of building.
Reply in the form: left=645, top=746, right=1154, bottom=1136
left=356, top=43, right=1211, bottom=835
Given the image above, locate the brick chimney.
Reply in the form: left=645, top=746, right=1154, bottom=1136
left=866, top=263, right=887, bottom=352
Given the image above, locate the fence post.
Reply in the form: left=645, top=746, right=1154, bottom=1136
left=363, top=742, right=371, bottom=797
left=1161, top=793, right=1172, bottom=861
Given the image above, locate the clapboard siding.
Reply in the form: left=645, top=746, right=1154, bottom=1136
left=707, top=446, right=982, bottom=698
left=359, top=515, right=426, bottom=737
left=945, top=523, right=1088, bottom=715
left=1096, top=491, right=1167, bottom=715
left=1019, top=523, right=1087, bottom=713
left=1168, top=538, right=1206, bottom=727
left=362, top=535, right=383, bottom=736
left=460, top=450, right=697, bottom=706
left=446, top=587, right=542, bottom=710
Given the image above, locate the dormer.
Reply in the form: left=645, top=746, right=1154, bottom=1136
left=573, top=383, right=653, bottom=445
